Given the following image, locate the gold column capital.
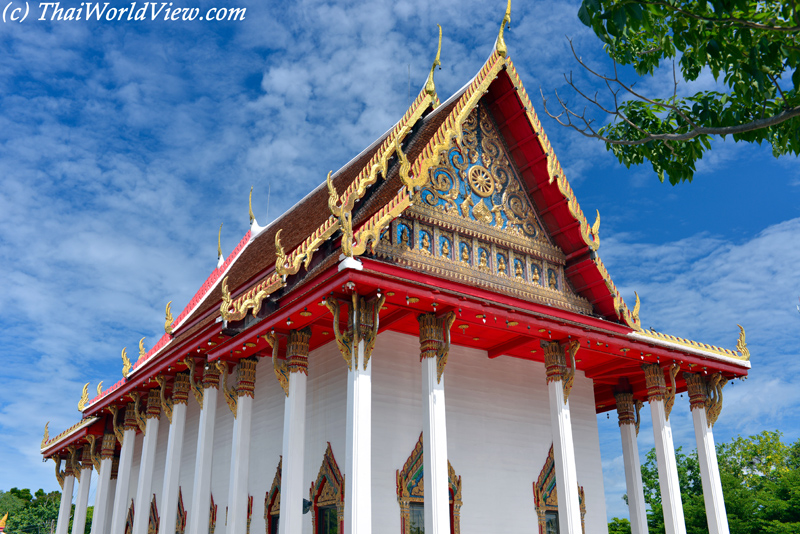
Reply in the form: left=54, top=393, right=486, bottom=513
left=146, top=388, right=161, bottom=420
left=100, top=433, right=117, bottom=459
left=287, top=328, right=312, bottom=374
left=236, top=357, right=259, bottom=398
left=541, top=339, right=578, bottom=403
left=683, top=371, right=707, bottom=411
left=642, top=363, right=666, bottom=402
left=418, top=311, right=456, bottom=383
left=172, top=372, right=191, bottom=405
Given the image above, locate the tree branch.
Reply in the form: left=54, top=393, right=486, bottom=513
left=620, top=0, right=800, bottom=32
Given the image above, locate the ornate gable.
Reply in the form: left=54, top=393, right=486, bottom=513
left=376, top=104, right=593, bottom=315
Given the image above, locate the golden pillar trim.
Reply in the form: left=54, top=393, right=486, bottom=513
left=355, top=292, right=386, bottom=370
left=101, top=433, right=117, bottom=460
left=53, top=456, right=66, bottom=489
left=216, top=361, right=238, bottom=417
left=541, top=340, right=579, bottom=403
left=202, top=361, right=221, bottom=390
left=110, top=457, right=119, bottom=480
left=109, top=405, right=124, bottom=444
left=642, top=363, right=666, bottom=402
left=182, top=357, right=205, bottom=408
left=236, top=358, right=258, bottom=398
left=323, top=297, right=355, bottom=369
left=146, top=388, right=162, bottom=420
left=615, top=392, right=636, bottom=426
left=287, top=328, right=311, bottom=374
left=172, top=372, right=191, bottom=405
left=125, top=397, right=146, bottom=434
left=156, top=376, right=174, bottom=423
left=634, top=399, right=643, bottom=435
left=683, top=372, right=707, bottom=411
left=265, top=331, right=289, bottom=397
left=418, top=311, right=456, bottom=383
left=664, top=363, right=680, bottom=420
left=705, top=373, right=728, bottom=427
left=78, top=382, right=90, bottom=412
left=86, top=435, right=100, bottom=471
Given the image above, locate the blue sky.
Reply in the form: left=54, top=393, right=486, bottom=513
left=1, top=0, right=799, bottom=523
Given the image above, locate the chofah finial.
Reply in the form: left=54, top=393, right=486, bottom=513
left=496, top=0, right=511, bottom=57
left=425, top=25, right=443, bottom=96
left=217, top=223, right=224, bottom=268
left=249, top=186, right=255, bottom=224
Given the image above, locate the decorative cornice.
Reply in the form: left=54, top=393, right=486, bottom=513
left=146, top=388, right=161, bottom=420
left=541, top=340, right=578, bottom=402
left=236, top=358, right=258, bottom=398
left=615, top=392, right=635, bottom=426
left=202, top=361, right=221, bottom=390
left=288, top=328, right=311, bottom=374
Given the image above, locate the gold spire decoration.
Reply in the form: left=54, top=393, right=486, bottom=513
left=425, top=25, right=443, bottom=96
left=165, top=301, right=174, bottom=335
left=78, top=382, right=89, bottom=411
left=274, top=229, right=287, bottom=276
left=249, top=186, right=255, bottom=224
left=218, top=223, right=223, bottom=259
left=591, top=209, right=600, bottom=238
left=0, top=512, right=8, bottom=530
left=122, top=347, right=131, bottom=378
left=632, top=291, right=641, bottom=324
left=97, top=381, right=103, bottom=396
left=138, top=337, right=146, bottom=362
left=41, top=422, right=50, bottom=449
left=496, top=0, right=511, bottom=57
left=736, top=324, right=750, bottom=360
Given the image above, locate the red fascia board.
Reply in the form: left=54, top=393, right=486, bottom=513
left=41, top=420, right=103, bottom=457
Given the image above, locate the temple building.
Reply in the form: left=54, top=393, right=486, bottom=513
left=40, top=6, right=750, bottom=534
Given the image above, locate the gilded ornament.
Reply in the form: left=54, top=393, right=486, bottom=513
left=128, top=392, right=147, bottom=434
left=418, top=312, right=456, bottom=383
left=497, top=255, right=507, bottom=276
left=548, top=270, right=557, bottom=289
left=562, top=340, right=579, bottom=403
left=496, top=0, right=511, bottom=57
left=664, top=363, right=680, bottom=420
left=155, top=375, right=174, bottom=423
left=472, top=199, right=494, bottom=224
left=41, top=421, right=50, bottom=449
left=634, top=399, right=643, bottom=435
left=235, top=358, right=258, bottom=398
left=216, top=361, right=237, bottom=417
left=478, top=249, right=489, bottom=270
left=355, top=293, right=386, bottom=370
left=248, top=186, right=255, bottom=224
left=590, top=209, right=600, bottom=243
left=515, top=261, right=523, bottom=280
left=736, top=324, right=750, bottom=360
left=0, top=513, right=7, bottom=530
left=265, top=331, right=289, bottom=397
left=632, top=292, right=641, bottom=326
left=108, top=404, right=124, bottom=445
left=441, top=239, right=450, bottom=257
left=420, top=232, right=431, bottom=254
left=53, top=456, right=66, bottom=489
left=468, top=165, right=495, bottom=197
left=96, top=381, right=103, bottom=396
left=78, top=382, right=89, bottom=412
left=138, top=337, right=146, bottom=362
left=424, top=25, right=442, bottom=97
left=642, top=363, right=666, bottom=402
left=324, top=297, right=355, bottom=369
left=67, top=446, right=81, bottom=482
left=165, top=301, right=174, bottom=335
left=460, top=244, right=470, bottom=263
left=85, top=434, right=101, bottom=471
left=182, top=357, right=204, bottom=408
left=705, top=373, right=728, bottom=427
left=121, top=347, right=131, bottom=379
left=274, top=229, right=288, bottom=276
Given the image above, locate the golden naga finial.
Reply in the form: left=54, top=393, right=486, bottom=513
left=41, top=422, right=50, bottom=449
left=249, top=186, right=255, bottom=224
left=122, top=347, right=131, bottom=378
left=496, top=0, right=512, bottom=57
left=736, top=324, right=750, bottom=360
left=138, top=337, right=146, bottom=362
left=326, top=171, right=339, bottom=216
left=96, top=381, right=103, bottom=396
left=632, top=291, right=641, bottom=324
left=218, top=223, right=223, bottom=260
left=1, top=512, right=8, bottom=529
left=78, top=382, right=89, bottom=412
left=165, top=301, right=174, bottom=335
left=591, top=209, right=600, bottom=238
left=425, top=25, right=443, bottom=96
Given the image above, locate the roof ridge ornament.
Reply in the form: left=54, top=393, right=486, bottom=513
left=165, top=301, right=174, bottom=335
left=96, top=381, right=103, bottom=396
left=425, top=24, right=443, bottom=97
left=138, top=337, right=146, bottom=362
left=736, top=324, right=750, bottom=360
left=217, top=223, right=224, bottom=268
left=41, top=422, right=49, bottom=449
left=249, top=186, right=255, bottom=224
left=78, top=382, right=89, bottom=412
left=121, top=347, right=131, bottom=378
left=496, top=0, right=511, bottom=58
left=249, top=187, right=267, bottom=237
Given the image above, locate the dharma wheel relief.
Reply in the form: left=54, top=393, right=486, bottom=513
left=40, top=4, right=751, bottom=534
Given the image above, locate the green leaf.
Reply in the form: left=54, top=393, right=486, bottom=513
left=792, top=68, right=800, bottom=92
left=577, top=3, right=592, bottom=27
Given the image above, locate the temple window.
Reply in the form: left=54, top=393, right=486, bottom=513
left=533, top=445, right=586, bottom=534
left=176, top=489, right=186, bottom=534
left=265, top=459, right=281, bottom=534
left=309, top=443, right=344, bottom=534
left=396, top=432, right=462, bottom=534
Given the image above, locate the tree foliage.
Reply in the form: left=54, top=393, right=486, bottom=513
left=637, top=431, right=800, bottom=534
left=1, top=489, right=62, bottom=534
left=546, top=0, right=800, bottom=184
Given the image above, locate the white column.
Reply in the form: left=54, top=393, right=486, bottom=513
left=278, top=329, right=310, bottom=534
left=419, top=313, right=454, bottom=534
left=132, top=390, right=162, bottom=534
left=71, top=448, right=93, bottom=534
left=615, top=393, right=648, bottom=534
left=159, top=374, right=191, bottom=534
left=186, top=365, right=220, bottom=534
left=344, top=340, right=371, bottom=534
left=90, top=435, right=116, bottom=534
left=643, top=364, right=686, bottom=534
left=226, top=358, right=257, bottom=534
left=105, top=466, right=119, bottom=534
left=110, top=405, right=139, bottom=534
left=56, top=470, right=75, bottom=534
left=685, top=372, right=729, bottom=534
left=542, top=340, right=582, bottom=534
